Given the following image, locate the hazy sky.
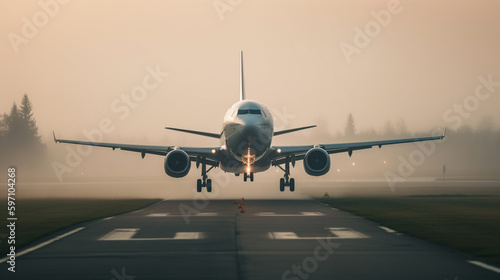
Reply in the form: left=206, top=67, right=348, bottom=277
left=2, top=0, right=500, bottom=146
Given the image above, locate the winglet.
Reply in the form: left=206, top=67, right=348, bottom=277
left=53, top=131, right=58, bottom=143
left=442, top=128, right=446, bottom=139
left=239, top=51, right=245, bottom=101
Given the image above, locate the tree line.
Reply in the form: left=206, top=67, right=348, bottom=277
left=0, top=94, right=45, bottom=170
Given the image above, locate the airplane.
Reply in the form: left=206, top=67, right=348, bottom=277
left=54, top=51, right=445, bottom=193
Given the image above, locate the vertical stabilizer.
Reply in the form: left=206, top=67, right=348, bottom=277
left=240, top=51, right=245, bottom=101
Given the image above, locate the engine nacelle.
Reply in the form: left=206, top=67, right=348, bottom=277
left=164, top=150, right=191, bottom=178
left=303, top=147, right=330, bottom=176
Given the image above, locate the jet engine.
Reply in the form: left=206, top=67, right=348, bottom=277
left=164, top=150, right=191, bottom=178
left=303, top=147, right=330, bottom=176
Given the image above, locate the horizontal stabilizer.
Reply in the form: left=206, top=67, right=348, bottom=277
left=165, top=127, right=221, bottom=139
left=274, top=125, right=317, bottom=136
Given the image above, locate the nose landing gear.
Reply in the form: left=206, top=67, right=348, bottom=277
left=243, top=172, right=254, bottom=182
left=242, top=147, right=255, bottom=182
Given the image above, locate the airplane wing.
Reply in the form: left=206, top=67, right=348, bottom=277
left=274, top=125, right=316, bottom=136
left=53, top=132, right=221, bottom=164
left=165, top=127, right=221, bottom=138
left=269, top=133, right=445, bottom=165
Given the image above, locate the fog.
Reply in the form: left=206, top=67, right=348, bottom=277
left=1, top=0, right=499, bottom=199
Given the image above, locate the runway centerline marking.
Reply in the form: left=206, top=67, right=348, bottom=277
left=0, top=227, right=85, bottom=263
left=255, top=212, right=325, bottom=217
left=268, top=227, right=369, bottom=240
left=98, top=228, right=204, bottom=241
left=145, top=212, right=218, bottom=217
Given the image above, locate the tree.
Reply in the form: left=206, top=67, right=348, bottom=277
left=0, top=95, right=46, bottom=177
left=477, top=115, right=495, bottom=133
left=0, top=115, right=7, bottom=150
left=345, top=113, right=356, bottom=138
left=1, top=95, right=44, bottom=159
left=396, top=118, right=409, bottom=136
left=19, top=94, right=41, bottom=144
left=383, top=120, right=395, bottom=137
left=4, top=103, right=23, bottom=144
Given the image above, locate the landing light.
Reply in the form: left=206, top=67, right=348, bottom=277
left=352, top=163, right=355, bottom=166
left=247, top=167, right=251, bottom=173
left=277, top=148, right=282, bottom=153
left=211, top=149, right=216, bottom=154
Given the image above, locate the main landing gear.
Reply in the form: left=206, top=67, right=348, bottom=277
left=196, top=156, right=216, bottom=193
left=275, top=155, right=295, bottom=192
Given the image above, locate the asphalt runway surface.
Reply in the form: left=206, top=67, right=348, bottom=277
left=1, top=199, right=499, bottom=280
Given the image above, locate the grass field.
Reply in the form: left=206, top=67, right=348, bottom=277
left=0, top=199, right=160, bottom=255
left=323, top=195, right=500, bottom=265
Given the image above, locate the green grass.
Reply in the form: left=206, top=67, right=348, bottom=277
left=0, top=199, right=160, bottom=255
left=323, top=196, right=500, bottom=265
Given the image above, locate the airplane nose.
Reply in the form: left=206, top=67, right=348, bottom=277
left=238, top=116, right=262, bottom=133
left=240, top=115, right=261, bottom=126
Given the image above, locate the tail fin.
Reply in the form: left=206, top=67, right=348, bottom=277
left=240, top=51, right=245, bottom=101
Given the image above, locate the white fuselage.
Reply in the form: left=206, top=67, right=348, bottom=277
left=219, top=100, right=274, bottom=174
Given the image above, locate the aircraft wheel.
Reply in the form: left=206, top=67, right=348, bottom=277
left=196, top=179, right=202, bottom=193
left=289, top=178, right=295, bottom=192
left=250, top=173, right=254, bottom=182
left=279, top=178, right=285, bottom=192
left=243, top=173, right=248, bottom=182
left=206, top=179, right=212, bottom=192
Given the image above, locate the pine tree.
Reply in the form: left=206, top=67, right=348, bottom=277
left=0, top=114, right=7, bottom=152
left=4, top=103, right=23, bottom=145
left=383, top=120, right=395, bottom=137
left=19, top=94, right=41, bottom=144
left=396, top=118, right=409, bottom=136
left=345, top=113, right=356, bottom=138
left=2, top=95, right=44, bottom=151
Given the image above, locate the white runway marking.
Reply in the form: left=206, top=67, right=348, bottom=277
left=255, top=212, right=325, bottom=217
left=103, top=217, right=114, bottom=220
left=379, top=226, right=402, bottom=235
left=468, top=260, right=500, bottom=274
left=99, top=228, right=204, bottom=241
left=0, top=227, right=85, bottom=263
left=196, top=212, right=219, bottom=216
left=268, top=227, right=369, bottom=240
left=145, top=212, right=218, bottom=217
left=326, top=227, right=369, bottom=239
left=146, top=213, right=170, bottom=217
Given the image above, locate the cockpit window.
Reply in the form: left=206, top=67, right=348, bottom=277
left=237, top=109, right=261, bottom=115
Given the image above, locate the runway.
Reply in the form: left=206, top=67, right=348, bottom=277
left=1, top=199, right=499, bottom=279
